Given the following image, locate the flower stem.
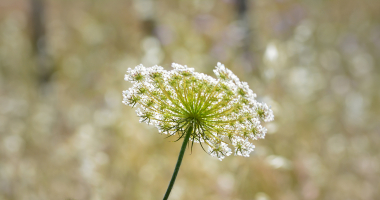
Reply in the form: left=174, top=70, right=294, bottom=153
left=163, top=126, right=193, bottom=200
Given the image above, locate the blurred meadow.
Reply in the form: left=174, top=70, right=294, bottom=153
left=1, top=0, right=380, bottom=199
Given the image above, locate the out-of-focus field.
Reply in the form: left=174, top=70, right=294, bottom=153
left=0, top=0, right=379, bottom=199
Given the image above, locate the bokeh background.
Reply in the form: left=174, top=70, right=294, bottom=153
left=1, top=0, right=379, bottom=199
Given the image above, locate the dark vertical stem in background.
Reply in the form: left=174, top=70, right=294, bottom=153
left=235, top=0, right=259, bottom=74
left=236, top=0, right=248, bottom=17
left=30, top=0, right=52, bottom=85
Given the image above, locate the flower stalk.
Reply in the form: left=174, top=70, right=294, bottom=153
left=163, top=125, right=193, bottom=200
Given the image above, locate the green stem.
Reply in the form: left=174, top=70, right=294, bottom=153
left=163, top=126, right=193, bottom=200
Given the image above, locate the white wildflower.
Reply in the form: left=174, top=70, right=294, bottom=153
left=123, top=63, right=274, bottom=160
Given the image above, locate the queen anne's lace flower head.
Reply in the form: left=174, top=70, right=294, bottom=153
left=123, top=63, right=274, bottom=161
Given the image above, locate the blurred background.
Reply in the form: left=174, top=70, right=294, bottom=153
left=0, top=0, right=379, bottom=199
